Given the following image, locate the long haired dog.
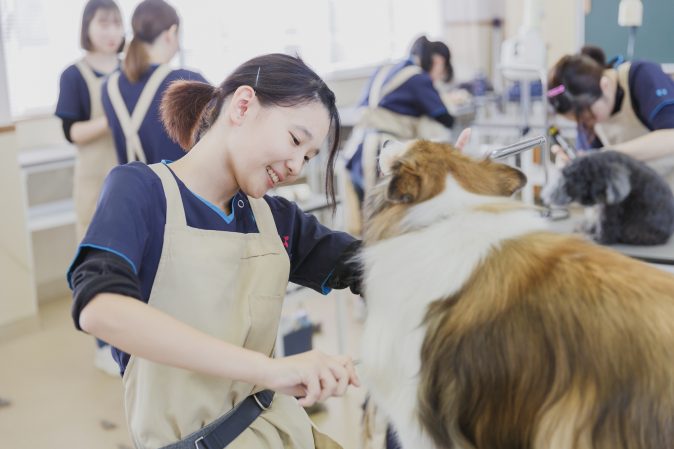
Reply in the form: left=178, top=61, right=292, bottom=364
left=360, top=140, right=674, bottom=449
left=543, top=150, right=674, bottom=245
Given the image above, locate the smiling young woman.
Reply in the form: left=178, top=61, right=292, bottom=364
left=67, top=54, right=364, bottom=449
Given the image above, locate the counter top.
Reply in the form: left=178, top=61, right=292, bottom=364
left=546, top=207, right=674, bottom=266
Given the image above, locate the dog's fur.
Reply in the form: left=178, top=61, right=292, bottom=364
left=360, top=140, right=674, bottom=449
left=543, top=150, right=674, bottom=245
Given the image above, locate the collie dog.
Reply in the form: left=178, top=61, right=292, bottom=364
left=359, top=139, right=674, bottom=449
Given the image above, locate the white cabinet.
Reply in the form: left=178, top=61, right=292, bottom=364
left=18, top=140, right=77, bottom=304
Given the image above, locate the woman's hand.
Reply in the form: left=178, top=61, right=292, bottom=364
left=262, top=350, right=360, bottom=406
left=552, top=144, right=588, bottom=168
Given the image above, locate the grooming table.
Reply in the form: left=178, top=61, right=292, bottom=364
left=545, top=207, right=674, bottom=272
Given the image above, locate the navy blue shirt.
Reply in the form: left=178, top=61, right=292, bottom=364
left=359, top=59, right=448, bottom=118
left=347, top=60, right=450, bottom=197
left=101, top=65, right=208, bottom=164
left=67, top=162, right=355, bottom=372
left=627, top=61, right=674, bottom=130
left=55, top=63, right=106, bottom=122
left=578, top=61, right=674, bottom=149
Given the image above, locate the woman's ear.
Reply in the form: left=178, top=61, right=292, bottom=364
left=163, top=24, right=179, bottom=46
left=227, top=86, right=257, bottom=125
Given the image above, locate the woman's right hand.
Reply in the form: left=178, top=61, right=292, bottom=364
left=551, top=144, right=571, bottom=168
left=262, top=350, right=360, bottom=407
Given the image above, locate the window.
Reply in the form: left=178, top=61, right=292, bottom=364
left=0, top=0, right=442, bottom=118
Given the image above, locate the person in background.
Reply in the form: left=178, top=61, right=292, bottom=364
left=345, top=35, right=455, bottom=204
left=55, top=0, right=125, bottom=377
left=69, top=53, right=362, bottom=449
left=102, top=0, right=208, bottom=165
left=548, top=47, right=674, bottom=186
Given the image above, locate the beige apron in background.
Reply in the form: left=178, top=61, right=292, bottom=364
left=73, top=61, right=118, bottom=241
left=595, top=62, right=674, bottom=187
left=340, top=64, right=450, bottom=235
left=107, top=64, right=172, bottom=164
left=123, top=163, right=340, bottom=449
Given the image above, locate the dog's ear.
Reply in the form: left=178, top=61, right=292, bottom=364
left=387, top=161, right=421, bottom=204
left=495, top=164, right=528, bottom=196
left=605, top=163, right=631, bottom=204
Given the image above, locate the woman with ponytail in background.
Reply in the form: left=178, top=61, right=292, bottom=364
left=68, top=53, right=362, bottom=449
left=548, top=46, right=674, bottom=186
left=102, top=0, right=207, bottom=165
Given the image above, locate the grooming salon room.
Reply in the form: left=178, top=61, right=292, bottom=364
left=2, top=0, right=674, bottom=448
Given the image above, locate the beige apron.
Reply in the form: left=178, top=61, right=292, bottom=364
left=123, top=163, right=340, bottom=449
left=595, top=62, right=674, bottom=187
left=73, top=60, right=118, bottom=241
left=106, top=64, right=172, bottom=164
left=340, top=64, right=449, bottom=234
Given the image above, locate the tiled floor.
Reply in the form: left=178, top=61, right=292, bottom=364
left=0, top=289, right=366, bottom=449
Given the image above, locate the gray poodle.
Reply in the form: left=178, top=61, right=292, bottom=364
left=543, top=150, right=674, bottom=245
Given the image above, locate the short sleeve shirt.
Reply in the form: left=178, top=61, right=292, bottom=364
left=55, top=63, right=106, bottom=122
left=628, top=61, right=674, bottom=130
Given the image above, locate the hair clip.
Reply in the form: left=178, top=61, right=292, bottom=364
left=547, top=84, right=566, bottom=98
left=254, top=67, right=261, bottom=88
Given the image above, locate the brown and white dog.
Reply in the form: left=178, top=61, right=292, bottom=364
left=359, top=139, right=674, bottom=449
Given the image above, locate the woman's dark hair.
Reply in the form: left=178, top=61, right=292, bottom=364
left=410, top=35, right=454, bottom=83
left=580, top=45, right=607, bottom=67
left=124, top=0, right=179, bottom=83
left=161, top=54, right=342, bottom=208
left=548, top=54, right=604, bottom=116
left=80, top=0, right=124, bottom=53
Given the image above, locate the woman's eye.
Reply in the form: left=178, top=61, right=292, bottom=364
left=290, top=134, right=300, bottom=146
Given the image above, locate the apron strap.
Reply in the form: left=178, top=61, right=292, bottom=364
left=369, top=64, right=421, bottom=108
left=149, top=163, right=187, bottom=227
left=75, top=60, right=106, bottom=117
left=75, top=60, right=99, bottom=89
left=247, top=197, right=279, bottom=236
left=106, top=64, right=172, bottom=164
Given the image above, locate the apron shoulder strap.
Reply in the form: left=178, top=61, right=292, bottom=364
left=247, top=197, right=279, bottom=236
left=369, top=64, right=422, bottom=107
left=107, top=71, right=147, bottom=163
left=131, top=64, right=173, bottom=128
left=148, top=163, right=187, bottom=226
left=106, top=65, right=172, bottom=164
left=617, top=62, right=632, bottom=89
left=75, top=60, right=99, bottom=90
left=368, top=66, right=392, bottom=108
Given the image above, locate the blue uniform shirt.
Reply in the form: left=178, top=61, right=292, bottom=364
left=101, top=65, right=208, bottom=164
left=578, top=61, right=674, bottom=149
left=628, top=61, right=674, bottom=130
left=55, top=63, right=106, bottom=121
left=359, top=59, right=448, bottom=118
left=67, top=162, right=355, bottom=372
left=348, top=60, right=450, bottom=198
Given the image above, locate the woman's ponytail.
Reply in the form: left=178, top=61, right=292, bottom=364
left=160, top=81, right=220, bottom=150
left=124, top=0, right=179, bottom=83
left=123, top=36, right=149, bottom=83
